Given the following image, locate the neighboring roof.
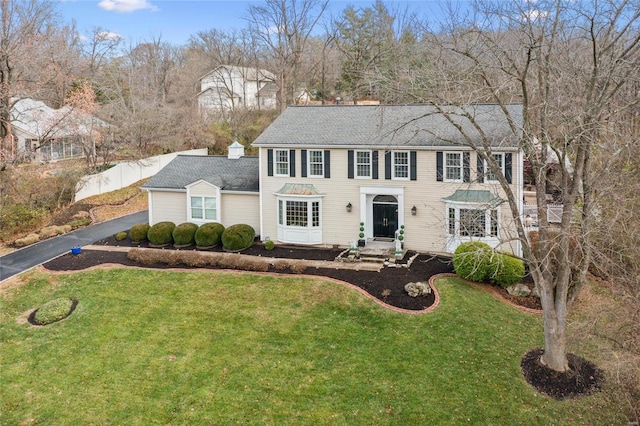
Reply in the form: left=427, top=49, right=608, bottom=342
left=199, top=65, right=276, bottom=83
left=141, top=155, right=259, bottom=192
left=274, top=183, right=325, bottom=196
left=252, top=104, right=522, bottom=149
left=442, top=189, right=504, bottom=206
left=10, top=98, right=108, bottom=138
left=257, top=81, right=278, bottom=97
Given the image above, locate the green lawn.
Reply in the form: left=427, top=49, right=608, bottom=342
left=0, top=269, right=624, bottom=424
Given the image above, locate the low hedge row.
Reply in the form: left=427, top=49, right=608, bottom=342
left=127, top=248, right=308, bottom=274
left=453, top=241, right=525, bottom=287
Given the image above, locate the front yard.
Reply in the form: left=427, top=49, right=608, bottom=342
left=0, top=269, right=626, bottom=424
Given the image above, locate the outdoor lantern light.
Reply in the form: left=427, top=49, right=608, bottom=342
left=411, top=205, right=417, bottom=216
left=346, top=202, right=352, bottom=212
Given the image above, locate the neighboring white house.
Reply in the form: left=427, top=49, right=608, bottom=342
left=197, top=65, right=278, bottom=115
left=10, top=98, right=108, bottom=162
left=144, top=104, right=524, bottom=256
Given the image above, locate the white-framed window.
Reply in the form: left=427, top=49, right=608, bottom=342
left=445, top=152, right=463, bottom=182
left=275, top=149, right=290, bottom=176
left=308, top=150, right=324, bottom=177
left=278, top=199, right=321, bottom=227
left=190, top=196, right=217, bottom=221
left=355, top=150, right=371, bottom=178
left=446, top=206, right=499, bottom=238
left=485, top=153, right=505, bottom=182
left=392, top=151, right=409, bottom=179
left=277, top=196, right=323, bottom=245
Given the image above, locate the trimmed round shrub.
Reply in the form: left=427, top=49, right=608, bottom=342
left=172, top=222, right=199, bottom=246
left=195, top=222, right=225, bottom=248
left=221, top=224, right=256, bottom=251
left=129, top=223, right=150, bottom=242
left=453, top=241, right=494, bottom=282
left=264, top=240, right=275, bottom=250
left=147, top=221, right=176, bottom=246
left=115, top=231, right=128, bottom=241
left=32, top=298, right=76, bottom=325
left=490, top=254, right=525, bottom=288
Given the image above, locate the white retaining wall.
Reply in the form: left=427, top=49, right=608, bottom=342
left=75, top=149, right=208, bottom=201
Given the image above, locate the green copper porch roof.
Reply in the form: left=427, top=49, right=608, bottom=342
left=442, top=190, right=504, bottom=206
left=275, top=183, right=325, bottom=196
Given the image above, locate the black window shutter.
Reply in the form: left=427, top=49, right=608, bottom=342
left=477, top=153, right=484, bottom=183
left=267, top=149, right=273, bottom=176
left=372, top=151, right=379, bottom=179
left=505, top=153, right=513, bottom=184
left=410, top=151, right=417, bottom=181
left=301, top=150, right=307, bottom=177
left=324, top=150, right=330, bottom=178
left=347, top=150, right=354, bottom=179
left=289, top=150, right=295, bottom=177
left=385, top=151, right=391, bottom=180
left=436, top=151, right=443, bottom=181
left=463, top=152, right=470, bottom=183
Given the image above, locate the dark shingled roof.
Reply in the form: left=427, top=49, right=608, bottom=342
left=252, top=104, right=522, bottom=149
left=141, top=155, right=259, bottom=192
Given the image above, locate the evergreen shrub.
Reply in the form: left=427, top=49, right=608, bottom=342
left=221, top=224, right=255, bottom=251
left=491, top=254, right=525, bottom=287
left=195, top=222, right=225, bottom=247
left=172, top=222, right=199, bottom=246
left=129, top=223, right=150, bottom=242
left=147, top=221, right=175, bottom=245
left=453, top=241, right=494, bottom=282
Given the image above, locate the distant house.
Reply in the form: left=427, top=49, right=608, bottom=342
left=10, top=98, right=107, bottom=162
left=197, top=65, right=278, bottom=115
left=145, top=105, right=524, bottom=256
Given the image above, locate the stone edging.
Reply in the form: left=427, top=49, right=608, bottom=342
left=37, top=265, right=540, bottom=316
left=38, top=263, right=440, bottom=315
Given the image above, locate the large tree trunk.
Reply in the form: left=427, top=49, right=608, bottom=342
left=538, top=279, right=570, bottom=371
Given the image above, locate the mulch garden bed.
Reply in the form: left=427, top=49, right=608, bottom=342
left=45, top=236, right=542, bottom=312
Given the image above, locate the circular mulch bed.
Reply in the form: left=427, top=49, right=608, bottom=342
left=27, top=299, right=79, bottom=326
left=521, top=348, right=603, bottom=400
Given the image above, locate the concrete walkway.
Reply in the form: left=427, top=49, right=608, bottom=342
left=0, top=211, right=148, bottom=282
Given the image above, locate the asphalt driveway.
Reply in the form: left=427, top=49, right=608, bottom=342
left=0, top=211, right=148, bottom=282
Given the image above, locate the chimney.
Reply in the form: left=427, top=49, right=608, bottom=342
left=228, top=140, right=245, bottom=159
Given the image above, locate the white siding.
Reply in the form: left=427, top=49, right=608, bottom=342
left=220, top=193, right=260, bottom=231
left=260, top=147, right=522, bottom=254
left=148, top=191, right=187, bottom=225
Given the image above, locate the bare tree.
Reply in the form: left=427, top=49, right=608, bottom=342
left=412, top=0, right=640, bottom=373
left=246, top=0, right=329, bottom=111
left=0, top=0, right=59, bottom=163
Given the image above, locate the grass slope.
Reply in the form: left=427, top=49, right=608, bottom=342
left=0, top=270, right=625, bottom=425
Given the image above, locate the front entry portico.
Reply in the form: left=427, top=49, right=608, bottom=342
left=359, top=186, right=405, bottom=240
left=372, top=195, right=398, bottom=239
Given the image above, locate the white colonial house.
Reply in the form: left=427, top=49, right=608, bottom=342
left=143, top=104, right=524, bottom=256
left=197, top=65, right=278, bottom=115
left=10, top=98, right=107, bottom=162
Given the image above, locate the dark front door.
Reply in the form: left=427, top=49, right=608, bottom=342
left=373, top=202, right=398, bottom=239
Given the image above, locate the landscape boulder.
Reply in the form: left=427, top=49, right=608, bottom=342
left=506, top=283, right=531, bottom=297
left=404, top=281, right=431, bottom=297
